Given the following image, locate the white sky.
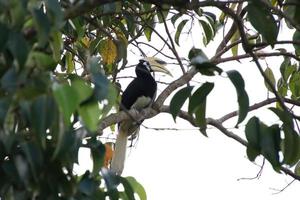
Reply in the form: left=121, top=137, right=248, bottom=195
left=76, top=8, right=299, bottom=200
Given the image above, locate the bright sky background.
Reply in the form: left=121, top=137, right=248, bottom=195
left=76, top=8, right=299, bottom=200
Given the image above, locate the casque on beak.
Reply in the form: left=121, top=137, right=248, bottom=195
left=142, top=57, right=172, bottom=77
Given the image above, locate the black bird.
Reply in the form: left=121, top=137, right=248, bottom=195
left=110, top=57, right=171, bottom=175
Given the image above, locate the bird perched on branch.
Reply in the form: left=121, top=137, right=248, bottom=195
left=110, top=57, right=172, bottom=175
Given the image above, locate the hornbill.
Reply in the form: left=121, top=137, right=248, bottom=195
left=110, top=57, right=171, bottom=175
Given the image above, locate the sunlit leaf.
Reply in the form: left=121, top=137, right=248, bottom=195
left=99, top=38, right=117, bottom=65
left=227, top=70, right=249, bottom=125
left=170, top=86, right=193, bottom=121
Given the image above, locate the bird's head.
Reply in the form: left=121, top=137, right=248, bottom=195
left=136, top=57, right=172, bottom=77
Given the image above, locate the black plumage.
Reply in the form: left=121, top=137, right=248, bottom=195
left=120, top=60, right=157, bottom=110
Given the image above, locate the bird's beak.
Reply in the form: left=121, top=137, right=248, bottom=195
left=143, top=57, right=173, bottom=77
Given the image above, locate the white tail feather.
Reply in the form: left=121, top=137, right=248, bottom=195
left=110, top=130, right=127, bottom=175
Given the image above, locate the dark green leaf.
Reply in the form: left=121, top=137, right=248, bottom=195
left=170, top=86, right=193, bottom=121
left=31, top=95, right=56, bottom=149
left=32, top=8, right=51, bottom=47
left=245, top=117, right=261, bottom=161
left=44, top=0, right=64, bottom=29
left=264, top=67, right=276, bottom=92
left=188, top=82, right=214, bottom=114
left=247, top=2, right=278, bottom=45
left=293, top=31, right=300, bottom=55
left=8, top=32, right=29, bottom=67
left=171, top=13, right=182, bottom=26
left=79, top=172, right=98, bottom=196
left=269, top=107, right=294, bottom=128
left=0, top=98, right=10, bottom=126
left=91, top=141, right=105, bottom=175
left=0, top=22, right=9, bottom=51
left=227, top=70, right=249, bottom=125
left=260, top=124, right=281, bottom=171
left=195, top=100, right=207, bottom=136
left=175, top=19, right=188, bottom=46
left=282, top=124, right=300, bottom=166
left=198, top=19, right=213, bottom=45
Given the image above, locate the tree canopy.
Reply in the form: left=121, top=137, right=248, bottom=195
left=1, top=0, right=300, bottom=199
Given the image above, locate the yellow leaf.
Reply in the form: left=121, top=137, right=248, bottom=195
left=81, top=36, right=91, bottom=48
left=99, top=38, right=117, bottom=65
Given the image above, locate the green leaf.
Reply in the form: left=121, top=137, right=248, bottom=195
left=198, top=19, right=213, bottom=45
left=0, top=22, right=9, bottom=51
left=175, top=19, right=188, bottom=46
left=50, top=31, right=62, bottom=62
left=295, top=161, right=300, bottom=176
left=29, top=51, right=57, bottom=70
left=282, top=124, right=300, bottom=166
left=279, top=57, right=296, bottom=82
left=144, top=16, right=155, bottom=41
left=52, top=83, right=78, bottom=125
left=188, top=82, right=214, bottom=114
left=289, top=72, right=300, bottom=98
left=44, top=0, right=64, bottom=29
left=277, top=78, right=288, bottom=97
left=65, top=52, right=75, bottom=73
left=32, top=8, right=51, bottom=47
left=126, top=177, right=147, bottom=200
left=293, top=30, right=300, bottom=55
left=245, top=117, right=261, bottom=161
left=195, top=100, right=207, bottom=136
left=171, top=13, right=182, bottom=26
left=30, top=95, right=56, bottom=149
left=90, top=141, right=105, bottom=175
left=119, top=177, right=135, bottom=200
left=247, top=2, right=278, bottom=45
left=264, top=67, right=276, bottom=92
left=230, top=30, right=240, bottom=56
left=170, top=86, right=193, bottom=121
left=269, top=107, right=294, bottom=128
left=260, top=124, right=281, bottom=170
left=227, top=70, right=249, bottom=125
left=8, top=32, right=29, bottom=67
left=78, top=102, right=101, bottom=132
left=0, top=98, right=10, bottom=126
left=70, top=76, right=93, bottom=103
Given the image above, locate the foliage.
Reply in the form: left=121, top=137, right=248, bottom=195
left=1, top=0, right=300, bottom=199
